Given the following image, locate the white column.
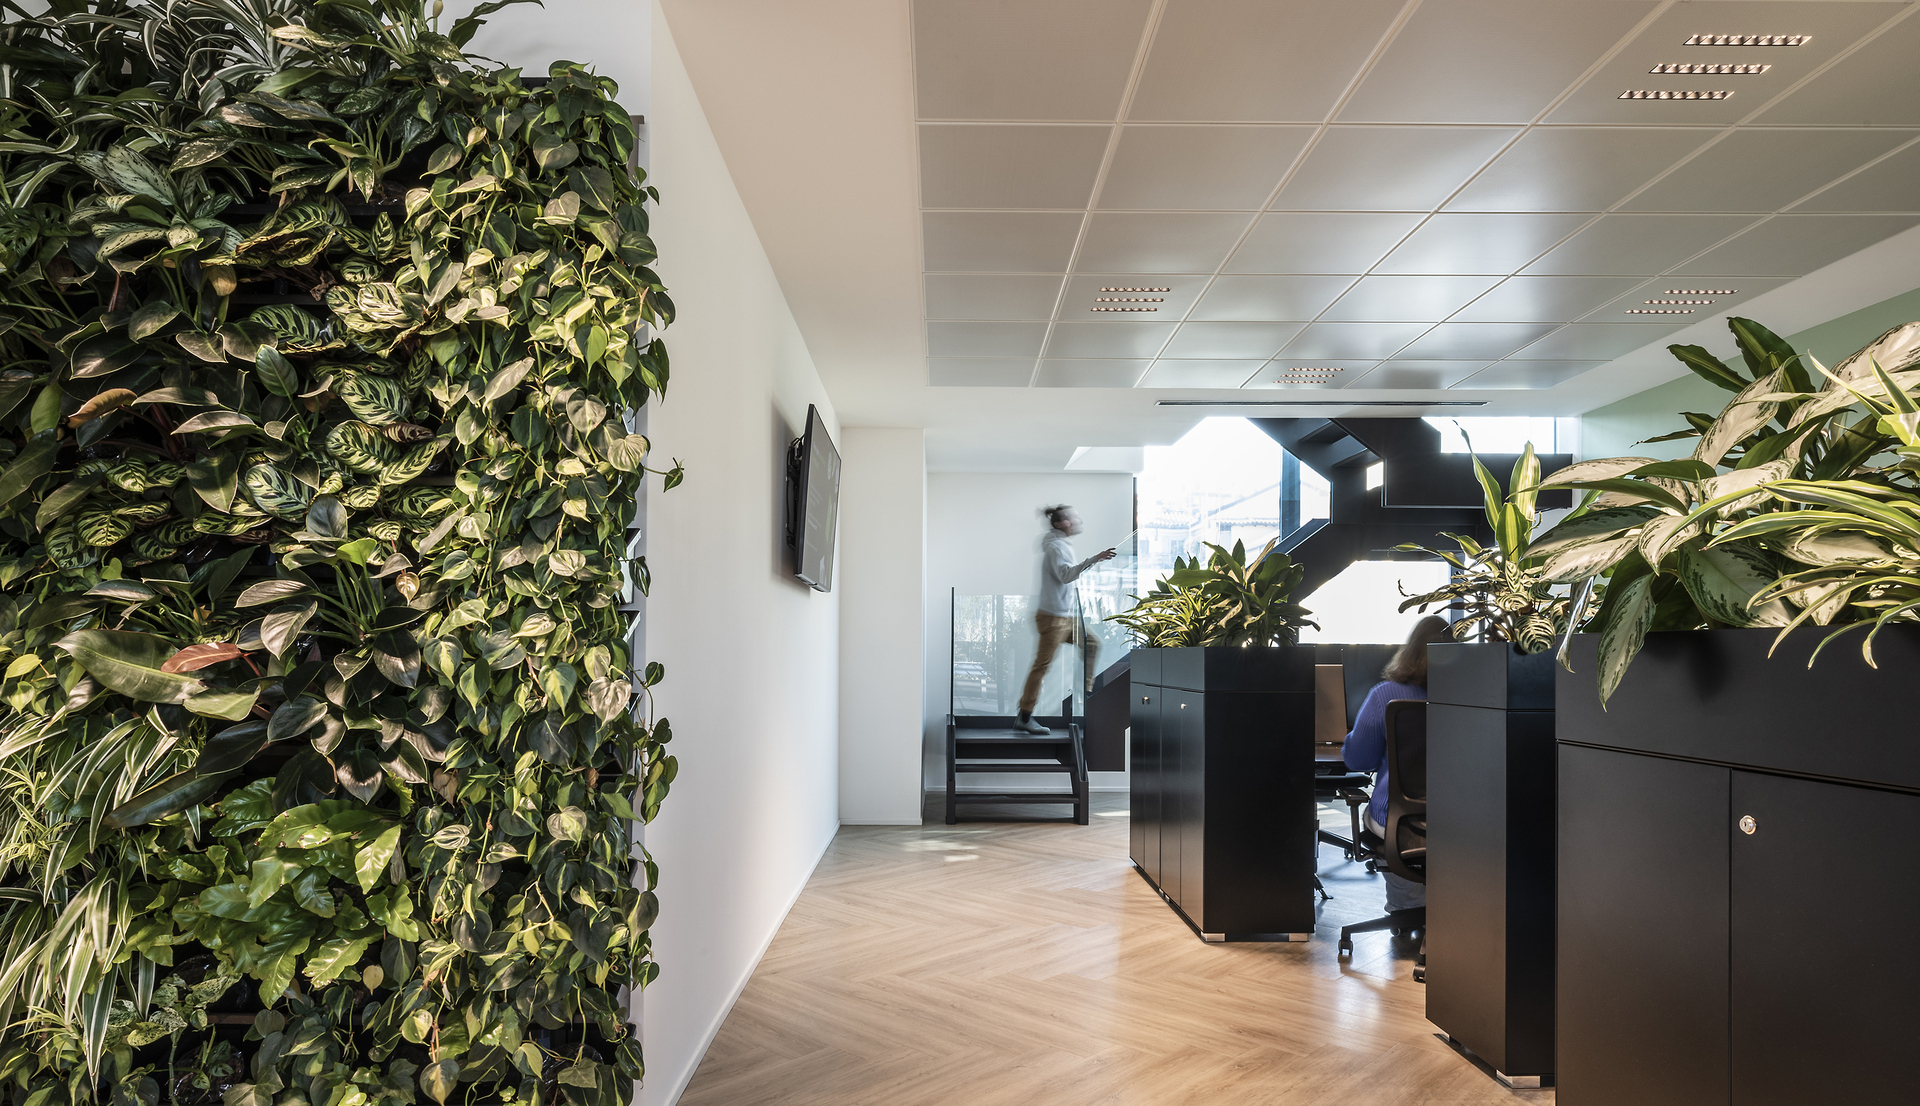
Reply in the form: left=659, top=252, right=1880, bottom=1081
left=837, top=427, right=927, bottom=824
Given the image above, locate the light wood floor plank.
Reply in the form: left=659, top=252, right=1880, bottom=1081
left=676, top=794, right=1552, bottom=1105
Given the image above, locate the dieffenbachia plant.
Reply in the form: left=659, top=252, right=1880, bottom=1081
left=1527, top=317, right=1920, bottom=704
left=1107, top=538, right=1316, bottom=647
left=1396, top=443, right=1576, bottom=655
left=0, top=2, right=677, bottom=1104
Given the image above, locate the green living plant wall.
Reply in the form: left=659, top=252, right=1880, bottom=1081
left=0, top=2, right=680, bottom=1105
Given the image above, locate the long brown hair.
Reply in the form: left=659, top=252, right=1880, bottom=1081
left=1382, top=615, right=1453, bottom=687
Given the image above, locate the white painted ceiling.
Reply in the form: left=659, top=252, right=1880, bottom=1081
left=657, top=0, right=1920, bottom=470
left=916, top=0, right=1920, bottom=393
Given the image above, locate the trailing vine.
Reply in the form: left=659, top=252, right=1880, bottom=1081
left=0, top=2, right=676, bottom=1105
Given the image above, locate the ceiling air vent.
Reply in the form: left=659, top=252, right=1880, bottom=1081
left=1620, top=89, right=1734, bottom=100
left=1685, top=34, right=1809, bottom=46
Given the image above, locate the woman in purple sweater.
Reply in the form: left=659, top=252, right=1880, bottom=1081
left=1344, top=615, right=1451, bottom=914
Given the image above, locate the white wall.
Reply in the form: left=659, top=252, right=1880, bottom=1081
left=640, top=9, right=841, bottom=1105
left=837, top=428, right=927, bottom=824
left=923, top=472, right=1134, bottom=792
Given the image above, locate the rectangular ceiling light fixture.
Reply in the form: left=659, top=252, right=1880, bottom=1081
left=1645, top=298, right=1715, bottom=304
left=1620, top=89, right=1734, bottom=100
left=1626, top=308, right=1693, bottom=313
left=1094, top=286, right=1169, bottom=312
left=1101, top=286, right=1169, bottom=292
left=1092, top=306, right=1158, bottom=311
left=1651, top=62, right=1770, bottom=74
left=1668, top=288, right=1736, bottom=294
left=1685, top=34, right=1809, bottom=46
left=1157, top=400, right=1489, bottom=407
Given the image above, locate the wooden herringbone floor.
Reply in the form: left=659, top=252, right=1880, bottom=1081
left=677, top=794, right=1553, bottom=1105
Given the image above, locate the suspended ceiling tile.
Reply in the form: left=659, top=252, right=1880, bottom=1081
left=1454, top=361, right=1608, bottom=389
left=1138, top=360, right=1268, bottom=388
left=1587, top=276, right=1794, bottom=321
left=926, top=320, right=1051, bottom=358
left=1061, top=274, right=1205, bottom=320
left=1045, top=320, right=1178, bottom=358
left=1128, top=0, right=1404, bottom=122
left=1246, top=360, right=1379, bottom=389
left=925, top=275, right=1067, bottom=319
left=912, top=0, right=1153, bottom=120
left=923, top=212, right=1085, bottom=271
left=1035, top=358, right=1152, bottom=387
left=1670, top=213, right=1920, bottom=275
left=1395, top=322, right=1558, bottom=360
left=1547, top=1, right=1903, bottom=126
left=1162, top=321, right=1308, bottom=358
left=1225, top=211, right=1426, bottom=274
left=918, top=125, right=1112, bottom=209
left=1099, top=125, right=1314, bottom=210
left=1272, top=126, right=1520, bottom=210
left=1757, top=12, right=1920, bottom=125
left=1521, top=213, right=1758, bottom=275
left=1375, top=213, right=1594, bottom=275
left=1281, top=321, right=1433, bottom=360
left=1346, top=360, right=1494, bottom=388
left=1792, top=140, right=1920, bottom=212
left=1075, top=212, right=1253, bottom=273
left=1449, top=276, right=1644, bottom=323
left=1446, top=127, right=1720, bottom=212
left=1320, top=275, right=1504, bottom=322
left=1515, top=322, right=1686, bottom=360
left=1189, top=275, right=1358, bottom=321
left=928, top=358, right=1037, bottom=387
left=1337, top=0, right=1659, bottom=124
left=1623, top=128, right=1920, bottom=213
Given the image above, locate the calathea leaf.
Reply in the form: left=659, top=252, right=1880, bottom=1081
left=332, top=372, right=410, bottom=424
left=244, top=464, right=312, bottom=519
left=54, top=629, right=206, bottom=703
left=67, top=388, right=137, bottom=426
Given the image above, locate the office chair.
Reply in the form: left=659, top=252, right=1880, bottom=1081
left=1337, top=699, right=1427, bottom=976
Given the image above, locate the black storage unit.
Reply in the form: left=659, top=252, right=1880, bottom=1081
left=1423, top=643, right=1557, bottom=1087
left=1128, top=646, right=1317, bottom=941
left=1556, top=628, right=1920, bottom=1106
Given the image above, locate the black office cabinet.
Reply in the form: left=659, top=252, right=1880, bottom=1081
left=1126, top=646, right=1316, bottom=940
left=1556, top=628, right=1920, bottom=1106
left=1424, top=643, right=1557, bottom=1084
left=1729, top=772, right=1920, bottom=1106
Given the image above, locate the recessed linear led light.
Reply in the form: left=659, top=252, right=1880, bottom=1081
left=1668, top=288, right=1737, bottom=295
left=1091, top=306, right=1157, bottom=312
left=1651, top=62, right=1771, bottom=75
left=1094, top=297, right=1163, bottom=302
left=1621, top=89, right=1733, bottom=100
left=1685, top=34, right=1809, bottom=47
left=1627, top=308, right=1693, bottom=314
left=1646, top=299, right=1716, bottom=305
left=1100, top=286, right=1170, bottom=293
left=1157, top=400, right=1489, bottom=407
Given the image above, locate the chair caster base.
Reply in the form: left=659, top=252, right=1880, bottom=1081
left=1412, top=966, right=1426, bottom=983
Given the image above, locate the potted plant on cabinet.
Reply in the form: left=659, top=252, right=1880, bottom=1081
left=1108, top=540, right=1321, bottom=941
left=0, top=4, right=678, bottom=1106
left=1525, top=316, right=1920, bottom=1106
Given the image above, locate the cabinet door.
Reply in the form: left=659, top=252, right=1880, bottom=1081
left=1731, top=773, right=1920, bottom=1106
left=1129, top=690, right=1161, bottom=884
left=1558, top=745, right=1729, bottom=1106
left=1174, top=692, right=1206, bottom=926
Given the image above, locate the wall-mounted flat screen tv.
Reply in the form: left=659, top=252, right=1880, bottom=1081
left=790, top=404, right=840, bottom=592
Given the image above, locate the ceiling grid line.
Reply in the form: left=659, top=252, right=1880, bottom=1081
left=1023, top=0, right=1173, bottom=388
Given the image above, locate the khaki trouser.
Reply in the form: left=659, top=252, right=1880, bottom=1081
left=1017, top=611, right=1099, bottom=714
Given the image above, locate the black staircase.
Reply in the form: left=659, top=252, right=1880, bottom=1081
left=945, top=695, right=1090, bottom=825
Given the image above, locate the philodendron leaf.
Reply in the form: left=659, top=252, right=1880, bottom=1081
left=103, top=769, right=233, bottom=828
left=197, top=719, right=270, bottom=773
left=188, top=450, right=241, bottom=512
left=546, top=805, right=588, bottom=844
left=254, top=346, right=299, bottom=397
left=185, top=688, right=260, bottom=721
left=260, top=600, right=318, bottom=658
left=54, top=629, right=207, bottom=703
left=355, top=824, right=402, bottom=893
left=420, top=1060, right=460, bottom=1105
left=269, top=695, right=328, bottom=741
left=237, top=579, right=310, bottom=607
left=128, top=301, right=178, bottom=341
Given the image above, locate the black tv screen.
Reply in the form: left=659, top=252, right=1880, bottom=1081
left=793, top=405, right=840, bottom=592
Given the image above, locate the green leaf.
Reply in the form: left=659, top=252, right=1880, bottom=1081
left=54, top=629, right=207, bottom=703
left=254, top=347, right=299, bottom=397
left=1626, top=459, right=1715, bottom=482
left=105, top=770, right=232, bottom=828
left=0, top=432, right=60, bottom=510
left=568, top=165, right=619, bottom=212
left=291, top=869, right=335, bottom=917
left=198, top=882, right=253, bottom=919
left=128, top=301, right=179, bottom=341
left=420, top=1060, right=460, bottom=1105
left=1595, top=573, right=1654, bottom=708
left=260, top=600, right=319, bottom=658
left=238, top=579, right=310, bottom=607
left=547, top=806, right=588, bottom=844
left=1668, top=342, right=1748, bottom=393
left=72, top=333, right=140, bottom=378
left=356, top=825, right=402, bottom=893
left=196, top=719, right=270, bottom=773
left=188, top=450, right=242, bottom=513
left=1678, top=543, right=1791, bottom=628
left=34, top=468, right=106, bottom=530
left=269, top=695, right=328, bottom=741
left=249, top=857, right=294, bottom=907
left=305, top=937, right=374, bottom=982
left=185, top=688, right=259, bottom=721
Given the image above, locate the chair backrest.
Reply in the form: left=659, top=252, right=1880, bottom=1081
left=1381, top=698, right=1428, bottom=885
left=1340, top=645, right=1401, bottom=728
left=1314, top=665, right=1347, bottom=747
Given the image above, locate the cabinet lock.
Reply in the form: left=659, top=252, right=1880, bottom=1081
left=1738, top=814, right=1757, bottom=835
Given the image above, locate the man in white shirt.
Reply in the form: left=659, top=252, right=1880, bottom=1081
left=1015, top=505, right=1115, bottom=735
